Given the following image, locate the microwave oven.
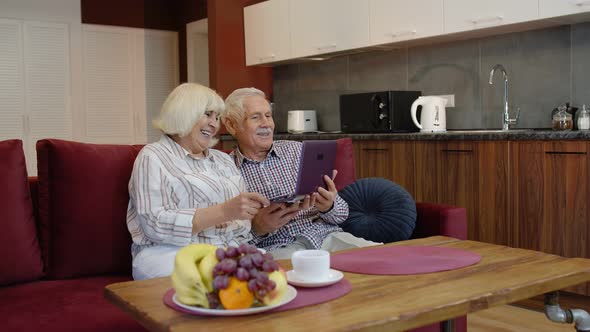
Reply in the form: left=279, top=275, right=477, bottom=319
left=339, top=90, right=421, bottom=133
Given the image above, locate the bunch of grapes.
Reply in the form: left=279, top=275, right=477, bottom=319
left=211, top=243, right=280, bottom=301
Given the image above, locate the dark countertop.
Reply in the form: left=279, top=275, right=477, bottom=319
left=220, top=129, right=590, bottom=141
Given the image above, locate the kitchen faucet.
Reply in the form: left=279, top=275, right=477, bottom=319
left=489, top=64, right=519, bottom=130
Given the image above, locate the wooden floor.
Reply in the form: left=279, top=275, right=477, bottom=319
left=468, top=305, right=573, bottom=332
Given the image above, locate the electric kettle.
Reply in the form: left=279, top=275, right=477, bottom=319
left=410, top=96, right=447, bottom=132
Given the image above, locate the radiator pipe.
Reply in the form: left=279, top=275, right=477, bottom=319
left=544, top=292, right=590, bottom=331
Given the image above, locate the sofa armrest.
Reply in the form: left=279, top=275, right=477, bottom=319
left=411, top=202, right=467, bottom=240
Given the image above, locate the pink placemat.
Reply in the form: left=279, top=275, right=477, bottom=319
left=331, top=245, right=481, bottom=275
left=163, top=279, right=351, bottom=316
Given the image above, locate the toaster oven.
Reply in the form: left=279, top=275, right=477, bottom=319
left=339, top=90, right=421, bottom=133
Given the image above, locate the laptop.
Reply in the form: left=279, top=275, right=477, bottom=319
left=271, top=140, right=337, bottom=203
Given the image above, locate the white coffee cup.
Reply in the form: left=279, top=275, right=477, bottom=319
left=291, top=249, right=330, bottom=282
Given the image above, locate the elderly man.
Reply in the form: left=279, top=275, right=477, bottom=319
left=223, top=87, right=378, bottom=259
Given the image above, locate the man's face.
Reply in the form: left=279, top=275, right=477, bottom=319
left=234, top=95, right=275, bottom=154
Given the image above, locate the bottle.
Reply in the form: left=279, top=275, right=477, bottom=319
left=552, top=105, right=573, bottom=130
left=577, top=105, right=590, bottom=131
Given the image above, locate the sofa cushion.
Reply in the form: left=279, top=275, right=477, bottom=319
left=339, top=177, right=417, bottom=243
left=0, top=140, right=44, bottom=285
left=334, top=138, right=356, bottom=190
left=36, top=139, right=143, bottom=279
left=0, top=276, right=146, bottom=332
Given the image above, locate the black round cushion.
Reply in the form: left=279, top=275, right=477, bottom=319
left=339, top=178, right=417, bottom=243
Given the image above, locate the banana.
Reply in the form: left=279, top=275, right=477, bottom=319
left=198, top=250, right=219, bottom=292
left=171, top=272, right=209, bottom=307
left=171, top=243, right=218, bottom=308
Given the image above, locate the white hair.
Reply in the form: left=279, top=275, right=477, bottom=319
left=153, top=83, right=225, bottom=138
left=223, top=87, right=267, bottom=124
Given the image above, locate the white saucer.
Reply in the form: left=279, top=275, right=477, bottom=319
left=286, top=269, right=344, bottom=288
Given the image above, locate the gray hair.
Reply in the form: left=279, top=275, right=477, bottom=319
left=224, top=87, right=267, bottom=123
left=153, top=83, right=225, bottom=137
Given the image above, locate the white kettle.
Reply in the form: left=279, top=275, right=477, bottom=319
left=410, top=96, right=447, bottom=132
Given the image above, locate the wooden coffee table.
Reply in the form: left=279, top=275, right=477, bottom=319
left=105, top=236, right=590, bottom=332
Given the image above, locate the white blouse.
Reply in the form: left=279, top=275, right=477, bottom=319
left=127, top=135, right=252, bottom=258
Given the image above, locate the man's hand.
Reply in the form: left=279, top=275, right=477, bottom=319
left=251, top=195, right=311, bottom=236
left=312, top=169, right=338, bottom=213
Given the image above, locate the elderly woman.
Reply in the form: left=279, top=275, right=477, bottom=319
left=127, top=83, right=269, bottom=280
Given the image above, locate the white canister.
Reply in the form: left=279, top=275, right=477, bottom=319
left=287, top=110, right=318, bottom=133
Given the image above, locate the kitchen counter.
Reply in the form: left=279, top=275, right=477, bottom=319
left=220, top=129, right=590, bottom=141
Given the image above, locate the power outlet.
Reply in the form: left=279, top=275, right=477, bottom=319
left=437, top=94, right=455, bottom=108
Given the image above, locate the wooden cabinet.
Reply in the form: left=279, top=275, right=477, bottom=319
left=355, top=138, right=589, bottom=294
left=289, top=0, right=369, bottom=58
left=244, top=0, right=291, bottom=65
left=511, top=141, right=589, bottom=295
left=539, top=0, right=590, bottom=19
left=369, top=0, right=443, bottom=45
left=442, top=0, right=537, bottom=34
left=354, top=140, right=415, bottom=197
left=414, top=141, right=511, bottom=243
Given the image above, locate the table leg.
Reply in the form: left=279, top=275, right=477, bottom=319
left=442, top=319, right=456, bottom=332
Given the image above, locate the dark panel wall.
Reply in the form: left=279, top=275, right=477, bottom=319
left=208, top=0, right=272, bottom=99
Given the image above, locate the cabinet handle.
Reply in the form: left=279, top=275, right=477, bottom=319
left=545, top=151, right=587, bottom=155
left=258, top=54, right=276, bottom=61
left=385, top=29, right=417, bottom=38
left=441, top=149, right=474, bottom=153
left=575, top=0, right=590, bottom=7
left=362, top=148, right=389, bottom=152
left=316, top=43, right=337, bottom=51
left=470, top=15, right=504, bottom=25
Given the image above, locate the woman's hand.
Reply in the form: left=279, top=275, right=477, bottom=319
left=191, top=192, right=269, bottom=234
left=222, top=192, right=270, bottom=220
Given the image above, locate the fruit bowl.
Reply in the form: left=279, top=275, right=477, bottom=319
left=171, top=243, right=289, bottom=310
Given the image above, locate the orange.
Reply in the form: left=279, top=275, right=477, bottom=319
left=218, top=277, right=255, bottom=310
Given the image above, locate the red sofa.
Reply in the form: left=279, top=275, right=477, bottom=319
left=0, top=138, right=467, bottom=332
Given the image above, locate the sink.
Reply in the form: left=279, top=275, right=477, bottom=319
left=446, top=129, right=532, bottom=134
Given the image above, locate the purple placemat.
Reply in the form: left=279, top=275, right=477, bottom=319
left=163, top=279, right=351, bottom=316
left=331, top=245, right=481, bottom=275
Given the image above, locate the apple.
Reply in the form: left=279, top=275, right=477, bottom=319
left=261, top=267, right=288, bottom=306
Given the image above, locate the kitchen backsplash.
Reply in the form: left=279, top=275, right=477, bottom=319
left=272, top=22, right=590, bottom=132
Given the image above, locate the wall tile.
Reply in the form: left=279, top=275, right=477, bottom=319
left=272, top=64, right=299, bottom=99
left=408, top=40, right=481, bottom=129
left=348, top=49, right=407, bottom=91
left=298, top=57, right=348, bottom=91
left=480, top=26, right=571, bottom=129
left=573, top=22, right=590, bottom=107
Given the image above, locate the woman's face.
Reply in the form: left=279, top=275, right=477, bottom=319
left=182, top=111, right=220, bottom=156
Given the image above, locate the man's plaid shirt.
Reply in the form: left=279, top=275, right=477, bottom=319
left=231, top=140, right=349, bottom=250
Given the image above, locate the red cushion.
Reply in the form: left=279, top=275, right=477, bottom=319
left=36, top=139, right=143, bottom=279
left=334, top=138, right=356, bottom=191
left=0, top=140, right=44, bottom=285
left=0, top=276, right=146, bottom=332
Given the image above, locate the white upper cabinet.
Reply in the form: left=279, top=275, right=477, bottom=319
left=539, top=0, right=590, bottom=19
left=244, top=0, right=290, bottom=65
left=443, top=0, right=538, bottom=34
left=290, top=0, right=370, bottom=58
left=370, top=0, right=443, bottom=45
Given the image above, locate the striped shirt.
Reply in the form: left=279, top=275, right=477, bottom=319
left=232, top=140, right=348, bottom=250
left=127, top=135, right=252, bottom=258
